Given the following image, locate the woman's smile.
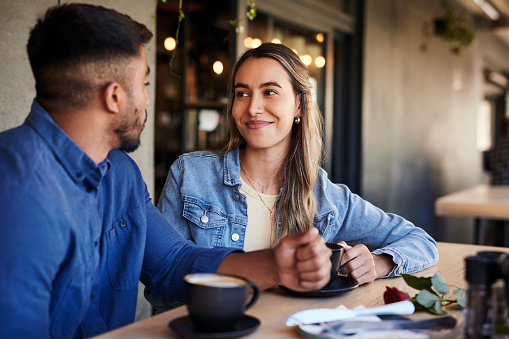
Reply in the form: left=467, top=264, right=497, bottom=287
left=245, top=120, right=273, bottom=129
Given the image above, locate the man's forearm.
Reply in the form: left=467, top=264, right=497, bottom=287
left=216, top=229, right=332, bottom=292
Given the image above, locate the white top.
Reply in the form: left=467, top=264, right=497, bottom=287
left=240, top=177, right=278, bottom=251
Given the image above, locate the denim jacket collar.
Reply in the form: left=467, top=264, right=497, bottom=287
left=223, top=148, right=336, bottom=219
left=223, top=148, right=242, bottom=187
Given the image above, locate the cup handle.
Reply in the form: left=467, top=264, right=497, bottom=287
left=244, top=282, right=260, bottom=311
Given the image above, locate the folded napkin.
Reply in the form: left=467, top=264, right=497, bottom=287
left=286, top=300, right=415, bottom=326
left=298, top=320, right=430, bottom=339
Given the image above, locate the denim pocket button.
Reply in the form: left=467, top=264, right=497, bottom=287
left=231, top=233, right=240, bottom=241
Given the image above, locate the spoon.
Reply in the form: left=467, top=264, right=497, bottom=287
left=286, top=300, right=415, bottom=326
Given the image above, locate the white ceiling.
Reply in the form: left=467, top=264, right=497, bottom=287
left=454, top=0, right=509, bottom=46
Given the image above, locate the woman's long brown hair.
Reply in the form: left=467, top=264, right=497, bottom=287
left=212, top=43, right=324, bottom=243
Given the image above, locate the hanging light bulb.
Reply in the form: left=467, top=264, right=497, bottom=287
left=244, top=37, right=253, bottom=49
left=164, top=37, right=176, bottom=51
left=300, top=54, right=312, bottom=66
left=213, top=61, right=223, bottom=75
left=315, top=56, right=326, bottom=68
left=251, top=38, right=262, bottom=49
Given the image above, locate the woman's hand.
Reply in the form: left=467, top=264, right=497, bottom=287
left=337, top=241, right=395, bottom=285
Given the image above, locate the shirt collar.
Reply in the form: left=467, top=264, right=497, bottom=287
left=25, top=99, right=109, bottom=188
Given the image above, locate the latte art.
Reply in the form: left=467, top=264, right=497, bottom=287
left=186, top=273, right=246, bottom=287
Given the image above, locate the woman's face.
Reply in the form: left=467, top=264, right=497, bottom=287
left=232, top=57, right=301, bottom=154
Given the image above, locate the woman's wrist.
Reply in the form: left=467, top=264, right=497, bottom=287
left=374, top=253, right=395, bottom=278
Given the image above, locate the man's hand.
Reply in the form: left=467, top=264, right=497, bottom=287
left=274, top=228, right=331, bottom=291
left=337, top=241, right=394, bottom=284
left=217, top=228, right=331, bottom=291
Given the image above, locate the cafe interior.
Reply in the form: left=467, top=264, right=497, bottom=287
left=3, top=0, right=509, bottom=337
left=150, top=0, right=509, bottom=247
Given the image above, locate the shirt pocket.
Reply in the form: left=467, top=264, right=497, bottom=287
left=106, top=206, right=145, bottom=291
left=182, top=199, right=228, bottom=247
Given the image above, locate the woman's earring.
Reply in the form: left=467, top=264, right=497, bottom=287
left=294, top=116, right=301, bottom=125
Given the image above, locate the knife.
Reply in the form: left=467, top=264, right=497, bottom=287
left=324, top=316, right=457, bottom=335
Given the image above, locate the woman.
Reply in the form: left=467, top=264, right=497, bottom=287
left=155, top=42, right=437, bottom=288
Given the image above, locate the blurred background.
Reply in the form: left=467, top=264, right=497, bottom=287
left=3, top=0, right=509, bottom=244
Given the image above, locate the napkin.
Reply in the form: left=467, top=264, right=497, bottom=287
left=286, top=300, right=415, bottom=326
left=298, top=321, right=430, bottom=339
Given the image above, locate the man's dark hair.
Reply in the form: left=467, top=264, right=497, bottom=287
left=27, top=3, right=153, bottom=111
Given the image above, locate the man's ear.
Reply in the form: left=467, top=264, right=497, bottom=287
left=104, top=82, right=124, bottom=114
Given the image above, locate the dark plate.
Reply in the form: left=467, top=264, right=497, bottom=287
left=168, top=315, right=260, bottom=339
left=279, top=276, right=359, bottom=297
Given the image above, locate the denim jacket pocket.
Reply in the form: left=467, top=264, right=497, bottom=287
left=106, top=206, right=145, bottom=291
left=182, top=199, right=228, bottom=229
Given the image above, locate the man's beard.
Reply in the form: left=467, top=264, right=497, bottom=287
left=115, top=108, right=146, bottom=153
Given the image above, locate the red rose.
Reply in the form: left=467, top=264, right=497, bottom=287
left=383, top=286, right=410, bottom=304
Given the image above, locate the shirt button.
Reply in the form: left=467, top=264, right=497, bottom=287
left=120, top=221, right=127, bottom=227
left=234, top=194, right=240, bottom=200
left=90, top=293, right=94, bottom=300
left=231, top=233, right=240, bottom=241
left=86, top=187, right=93, bottom=193
left=94, top=241, right=98, bottom=247
left=76, top=172, right=82, bottom=178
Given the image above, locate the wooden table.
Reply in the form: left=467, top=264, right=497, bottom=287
left=435, top=184, right=509, bottom=244
left=93, top=242, right=509, bottom=339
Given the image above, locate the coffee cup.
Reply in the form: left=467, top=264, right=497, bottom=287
left=184, top=273, right=259, bottom=333
left=325, top=243, right=345, bottom=287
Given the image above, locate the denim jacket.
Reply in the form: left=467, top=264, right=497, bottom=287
left=157, top=148, right=438, bottom=277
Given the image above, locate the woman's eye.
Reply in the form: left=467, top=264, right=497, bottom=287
left=144, top=82, right=150, bottom=87
left=235, top=91, right=248, bottom=98
left=265, top=89, right=277, bottom=95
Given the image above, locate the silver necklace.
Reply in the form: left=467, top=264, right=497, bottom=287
left=240, top=165, right=276, bottom=241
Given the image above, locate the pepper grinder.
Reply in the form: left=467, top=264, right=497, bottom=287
left=464, top=255, right=499, bottom=339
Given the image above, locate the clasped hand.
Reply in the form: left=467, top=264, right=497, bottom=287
left=274, top=228, right=331, bottom=291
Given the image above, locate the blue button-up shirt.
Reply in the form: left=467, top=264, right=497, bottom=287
left=0, top=100, right=237, bottom=339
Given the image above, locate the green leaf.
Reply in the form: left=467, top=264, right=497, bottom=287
left=416, top=289, right=441, bottom=308
left=431, top=272, right=449, bottom=294
left=429, top=300, right=447, bottom=315
left=402, top=274, right=433, bottom=292
left=453, top=288, right=466, bottom=307
left=408, top=297, right=426, bottom=311
left=229, top=19, right=238, bottom=27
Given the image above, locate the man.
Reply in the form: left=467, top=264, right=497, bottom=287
left=0, top=4, right=330, bottom=338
